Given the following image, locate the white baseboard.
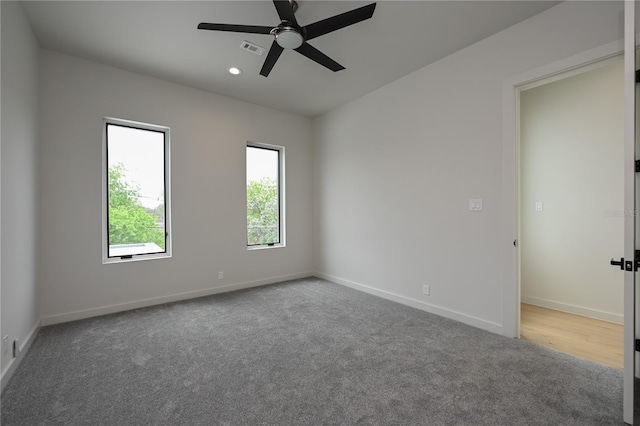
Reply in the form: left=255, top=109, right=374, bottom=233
left=314, top=272, right=505, bottom=336
left=41, top=271, right=314, bottom=326
left=1, top=321, right=41, bottom=393
left=521, top=296, right=623, bottom=325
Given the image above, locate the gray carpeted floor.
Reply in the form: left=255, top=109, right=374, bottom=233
left=1, top=277, right=623, bottom=425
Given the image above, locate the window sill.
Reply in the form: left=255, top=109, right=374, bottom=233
left=102, top=252, right=171, bottom=264
left=247, top=244, right=286, bottom=251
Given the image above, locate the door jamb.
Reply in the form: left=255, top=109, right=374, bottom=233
left=501, top=39, right=623, bottom=339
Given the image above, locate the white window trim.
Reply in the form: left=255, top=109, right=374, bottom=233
left=102, top=117, right=172, bottom=264
left=246, top=141, right=286, bottom=250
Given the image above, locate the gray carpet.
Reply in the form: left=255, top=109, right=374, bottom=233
left=1, top=277, right=623, bottom=425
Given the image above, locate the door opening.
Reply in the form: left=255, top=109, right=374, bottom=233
left=517, top=57, right=624, bottom=370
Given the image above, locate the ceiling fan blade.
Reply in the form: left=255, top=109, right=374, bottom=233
left=303, top=3, right=376, bottom=41
left=273, top=0, right=298, bottom=25
left=197, top=23, right=273, bottom=35
left=260, top=41, right=285, bottom=77
left=294, top=43, right=345, bottom=72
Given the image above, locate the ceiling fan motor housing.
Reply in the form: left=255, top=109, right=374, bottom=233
left=273, top=25, right=304, bottom=49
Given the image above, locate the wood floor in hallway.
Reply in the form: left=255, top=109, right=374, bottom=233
left=520, top=303, right=623, bottom=370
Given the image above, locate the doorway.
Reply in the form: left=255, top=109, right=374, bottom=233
left=517, top=57, right=624, bottom=369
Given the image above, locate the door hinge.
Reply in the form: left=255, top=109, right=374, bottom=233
left=513, top=239, right=517, bottom=247
left=636, top=159, right=640, bottom=172
left=636, top=69, right=640, bottom=83
left=636, top=339, right=640, bottom=352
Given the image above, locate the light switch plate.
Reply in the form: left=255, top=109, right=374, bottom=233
left=535, top=201, right=543, bottom=212
left=469, top=199, right=483, bottom=211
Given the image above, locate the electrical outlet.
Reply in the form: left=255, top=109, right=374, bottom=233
left=423, top=285, right=430, bottom=296
left=218, top=271, right=224, bottom=280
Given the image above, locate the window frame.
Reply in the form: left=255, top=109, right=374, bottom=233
left=246, top=141, right=286, bottom=250
left=102, top=117, right=172, bottom=264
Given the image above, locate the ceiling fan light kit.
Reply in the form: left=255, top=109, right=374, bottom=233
left=198, top=0, right=377, bottom=77
left=273, top=27, right=304, bottom=49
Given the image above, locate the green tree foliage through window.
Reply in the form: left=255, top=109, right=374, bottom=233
left=109, top=163, right=165, bottom=249
left=247, top=177, right=278, bottom=245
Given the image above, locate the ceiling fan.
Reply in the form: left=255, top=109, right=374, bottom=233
left=197, top=0, right=377, bottom=77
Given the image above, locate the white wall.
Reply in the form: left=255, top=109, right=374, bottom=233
left=313, top=1, right=624, bottom=335
left=1, top=1, right=41, bottom=382
left=38, top=50, right=313, bottom=323
left=520, top=60, right=624, bottom=324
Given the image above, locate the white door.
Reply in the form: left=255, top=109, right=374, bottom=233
left=622, top=2, right=636, bottom=424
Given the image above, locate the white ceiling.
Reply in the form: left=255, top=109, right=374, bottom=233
left=21, top=1, right=559, bottom=117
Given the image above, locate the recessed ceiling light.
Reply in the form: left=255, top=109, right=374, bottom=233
left=228, top=67, right=242, bottom=75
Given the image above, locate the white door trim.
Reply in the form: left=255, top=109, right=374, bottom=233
left=501, top=39, right=623, bottom=339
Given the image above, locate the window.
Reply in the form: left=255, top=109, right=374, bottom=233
left=246, top=143, right=285, bottom=248
left=103, top=118, right=171, bottom=262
